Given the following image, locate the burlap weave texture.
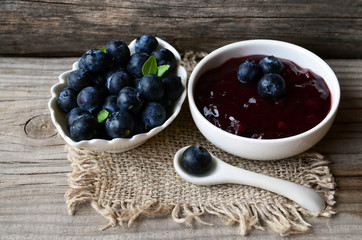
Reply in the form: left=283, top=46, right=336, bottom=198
left=65, top=52, right=336, bottom=236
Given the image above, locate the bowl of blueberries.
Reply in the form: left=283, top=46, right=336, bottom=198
left=49, top=35, right=187, bottom=152
left=188, top=39, right=340, bottom=160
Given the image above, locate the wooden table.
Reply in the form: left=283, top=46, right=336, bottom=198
left=0, top=57, right=361, bottom=239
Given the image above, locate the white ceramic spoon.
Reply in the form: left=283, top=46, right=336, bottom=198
left=173, top=146, right=325, bottom=213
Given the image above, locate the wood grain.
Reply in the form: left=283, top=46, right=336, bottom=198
left=0, top=57, right=361, bottom=239
left=1, top=0, right=362, bottom=58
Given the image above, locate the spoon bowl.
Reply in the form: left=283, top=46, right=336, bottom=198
left=174, top=146, right=326, bottom=213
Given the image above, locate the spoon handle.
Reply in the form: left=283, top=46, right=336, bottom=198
left=220, top=162, right=325, bottom=213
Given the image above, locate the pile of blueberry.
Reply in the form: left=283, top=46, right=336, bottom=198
left=237, top=56, right=286, bottom=101
left=56, top=35, right=184, bottom=141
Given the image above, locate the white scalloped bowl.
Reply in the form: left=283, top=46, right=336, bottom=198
left=188, top=39, right=340, bottom=160
left=49, top=37, right=187, bottom=152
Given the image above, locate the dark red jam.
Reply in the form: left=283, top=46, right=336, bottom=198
left=194, top=55, right=331, bottom=139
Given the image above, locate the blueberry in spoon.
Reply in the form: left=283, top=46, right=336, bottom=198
left=174, top=146, right=326, bottom=213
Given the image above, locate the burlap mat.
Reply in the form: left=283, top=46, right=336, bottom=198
left=65, top=52, right=336, bottom=236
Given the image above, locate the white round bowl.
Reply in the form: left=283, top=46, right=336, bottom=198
left=188, top=39, right=340, bottom=160
left=49, top=37, right=187, bottom=152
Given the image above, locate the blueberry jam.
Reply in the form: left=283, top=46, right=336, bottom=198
left=194, top=55, right=331, bottom=139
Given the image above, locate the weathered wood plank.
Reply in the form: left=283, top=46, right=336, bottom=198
left=0, top=57, right=361, bottom=239
left=1, top=1, right=362, bottom=58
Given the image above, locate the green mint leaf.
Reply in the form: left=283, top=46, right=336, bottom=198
left=97, top=109, right=109, bottom=123
left=157, top=65, right=170, bottom=77
left=142, top=55, right=158, bottom=76
left=100, top=47, right=106, bottom=53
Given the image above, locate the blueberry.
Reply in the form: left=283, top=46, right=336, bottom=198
left=105, top=111, right=134, bottom=138
left=78, top=49, right=110, bottom=74
left=67, top=69, right=94, bottom=91
left=141, top=102, right=167, bottom=129
left=57, top=87, right=78, bottom=113
left=158, top=97, right=173, bottom=114
left=152, top=48, right=177, bottom=72
left=137, top=74, right=164, bottom=101
left=135, top=35, right=158, bottom=55
left=117, top=87, right=144, bottom=114
left=77, top=86, right=103, bottom=112
left=66, top=107, right=91, bottom=130
left=105, top=40, right=130, bottom=67
left=93, top=74, right=107, bottom=86
left=132, top=117, right=146, bottom=135
left=258, top=56, right=284, bottom=74
left=161, top=74, right=184, bottom=100
left=97, top=84, right=109, bottom=99
left=69, top=113, right=98, bottom=141
left=106, top=70, right=131, bottom=95
left=131, top=77, right=142, bottom=88
left=257, top=73, right=286, bottom=101
left=127, top=52, right=150, bottom=78
left=101, top=95, right=119, bottom=113
left=181, top=146, right=212, bottom=175
left=237, top=59, right=261, bottom=83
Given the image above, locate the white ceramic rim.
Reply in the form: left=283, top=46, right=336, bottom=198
left=48, top=37, right=187, bottom=152
left=188, top=39, right=340, bottom=145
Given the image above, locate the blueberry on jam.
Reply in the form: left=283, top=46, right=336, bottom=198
left=258, top=55, right=284, bottom=74
left=257, top=73, right=286, bottom=101
left=237, top=59, right=261, bottom=83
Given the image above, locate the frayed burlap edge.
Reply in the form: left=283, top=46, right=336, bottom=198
left=64, top=145, right=336, bottom=236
